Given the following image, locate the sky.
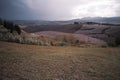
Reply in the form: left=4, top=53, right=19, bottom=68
left=0, top=0, right=120, bottom=20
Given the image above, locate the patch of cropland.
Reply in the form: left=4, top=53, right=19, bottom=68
left=1, top=18, right=120, bottom=47
left=75, top=24, right=120, bottom=46
left=23, top=23, right=120, bottom=46
left=23, top=24, right=82, bottom=33
left=35, top=31, right=106, bottom=46
left=0, top=41, right=120, bottom=80
left=1, top=24, right=105, bottom=47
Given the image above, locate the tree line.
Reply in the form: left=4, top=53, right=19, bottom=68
left=0, top=18, right=21, bottom=35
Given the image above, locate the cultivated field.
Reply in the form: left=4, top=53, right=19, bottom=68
left=0, top=41, right=120, bottom=80
left=35, top=31, right=106, bottom=45
left=23, top=23, right=120, bottom=46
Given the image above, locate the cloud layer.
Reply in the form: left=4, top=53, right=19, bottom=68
left=0, top=0, right=35, bottom=20
left=0, top=0, right=120, bottom=20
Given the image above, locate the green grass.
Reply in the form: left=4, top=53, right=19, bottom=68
left=0, top=41, right=120, bottom=80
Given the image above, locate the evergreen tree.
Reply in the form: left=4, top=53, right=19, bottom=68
left=14, top=24, right=21, bottom=35
left=0, top=18, right=3, bottom=25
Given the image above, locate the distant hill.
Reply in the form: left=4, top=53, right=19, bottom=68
left=12, top=20, right=71, bottom=25
left=13, top=17, right=120, bottom=25
left=70, top=17, right=120, bottom=24
left=35, top=31, right=106, bottom=45
left=23, top=24, right=82, bottom=33
left=23, top=23, right=120, bottom=46
left=10, top=17, right=120, bottom=46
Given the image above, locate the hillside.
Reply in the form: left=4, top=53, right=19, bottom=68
left=35, top=31, right=106, bottom=45
left=23, top=24, right=82, bottom=33
left=1, top=19, right=120, bottom=46
left=1, top=23, right=107, bottom=46
left=75, top=24, right=120, bottom=46
left=13, top=17, right=120, bottom=25
left=81, top=17, right=120, bottom=24
left=0, top=41, right=120, bottom=80
left=23, top=23, right=120, bottom=46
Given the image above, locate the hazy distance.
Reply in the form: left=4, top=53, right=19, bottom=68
left=0, top=0, right=120, bottom=20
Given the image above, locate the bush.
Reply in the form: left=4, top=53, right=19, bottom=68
left=115, top=37, right=120, bottom=47
left=50, top=41, right=54, bottom=46
left=0, top=18, right=3, bottom=25
left=74, top=22, right=79, bottom=24
left=54, top=42, right=68, bottom=46
left=55, top=35, right=82, bottom=46
left=14, top=24, right=21, bottom=35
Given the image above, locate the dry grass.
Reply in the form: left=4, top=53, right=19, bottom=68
left=0, top=41, right=120, bottom=80
left=36, top=31, right=106, bottom=45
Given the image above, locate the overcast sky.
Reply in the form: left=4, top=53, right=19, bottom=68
left=0, top=0, right=120, bottom=20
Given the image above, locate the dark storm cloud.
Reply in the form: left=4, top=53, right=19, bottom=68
left=0, top=0, right=120, bottom=20
left=0, top=0, right=35, bottom=20
left=21, top=0, right=120, bottom=20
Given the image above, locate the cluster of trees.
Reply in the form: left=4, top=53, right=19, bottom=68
left=0, top=18, right=21, bottom=35
left=0, top=18, right=3, bottom=25
left=115, top=37, right=120, bottom=47
left=55, top=35, right=83, bottom=46
left=74, top=22, right=79, bottom=24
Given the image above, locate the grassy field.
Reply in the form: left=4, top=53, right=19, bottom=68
left=0, top=41, right=120, bottom=80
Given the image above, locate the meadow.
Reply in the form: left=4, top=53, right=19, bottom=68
left=0, top=41, right=120, bottom=80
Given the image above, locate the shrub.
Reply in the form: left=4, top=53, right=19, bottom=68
left=74, top=22, right=79, bottom=24
left=55, top=35, right=81, bottom=46
left=72, top=24, right=82, bottom=31
left=0, top=18, right=3, bottom=25
left=14, top=24, right=21, bottom=35
left=115, top=37, right=120, bottom=46
left=50, top=41, right=54, bottom=46
left=54, top=42, right=68, bottom=46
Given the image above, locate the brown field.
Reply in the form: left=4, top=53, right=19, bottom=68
left=35, top=31, right=106, bottom=45
left=0, top=41, right=120, bottom=80
left=23, top=23, right=120, bottom=46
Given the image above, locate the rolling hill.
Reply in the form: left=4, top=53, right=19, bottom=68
left=23, top=23, right=120, bottom=46
left=1, top=17, right=120, bottom=46
left=13, top=17, right=120, bottom=25
left=35, top=31, right=106, bottom=45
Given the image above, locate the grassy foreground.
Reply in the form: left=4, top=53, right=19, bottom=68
left=0, top=41, right=120, bottom=80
